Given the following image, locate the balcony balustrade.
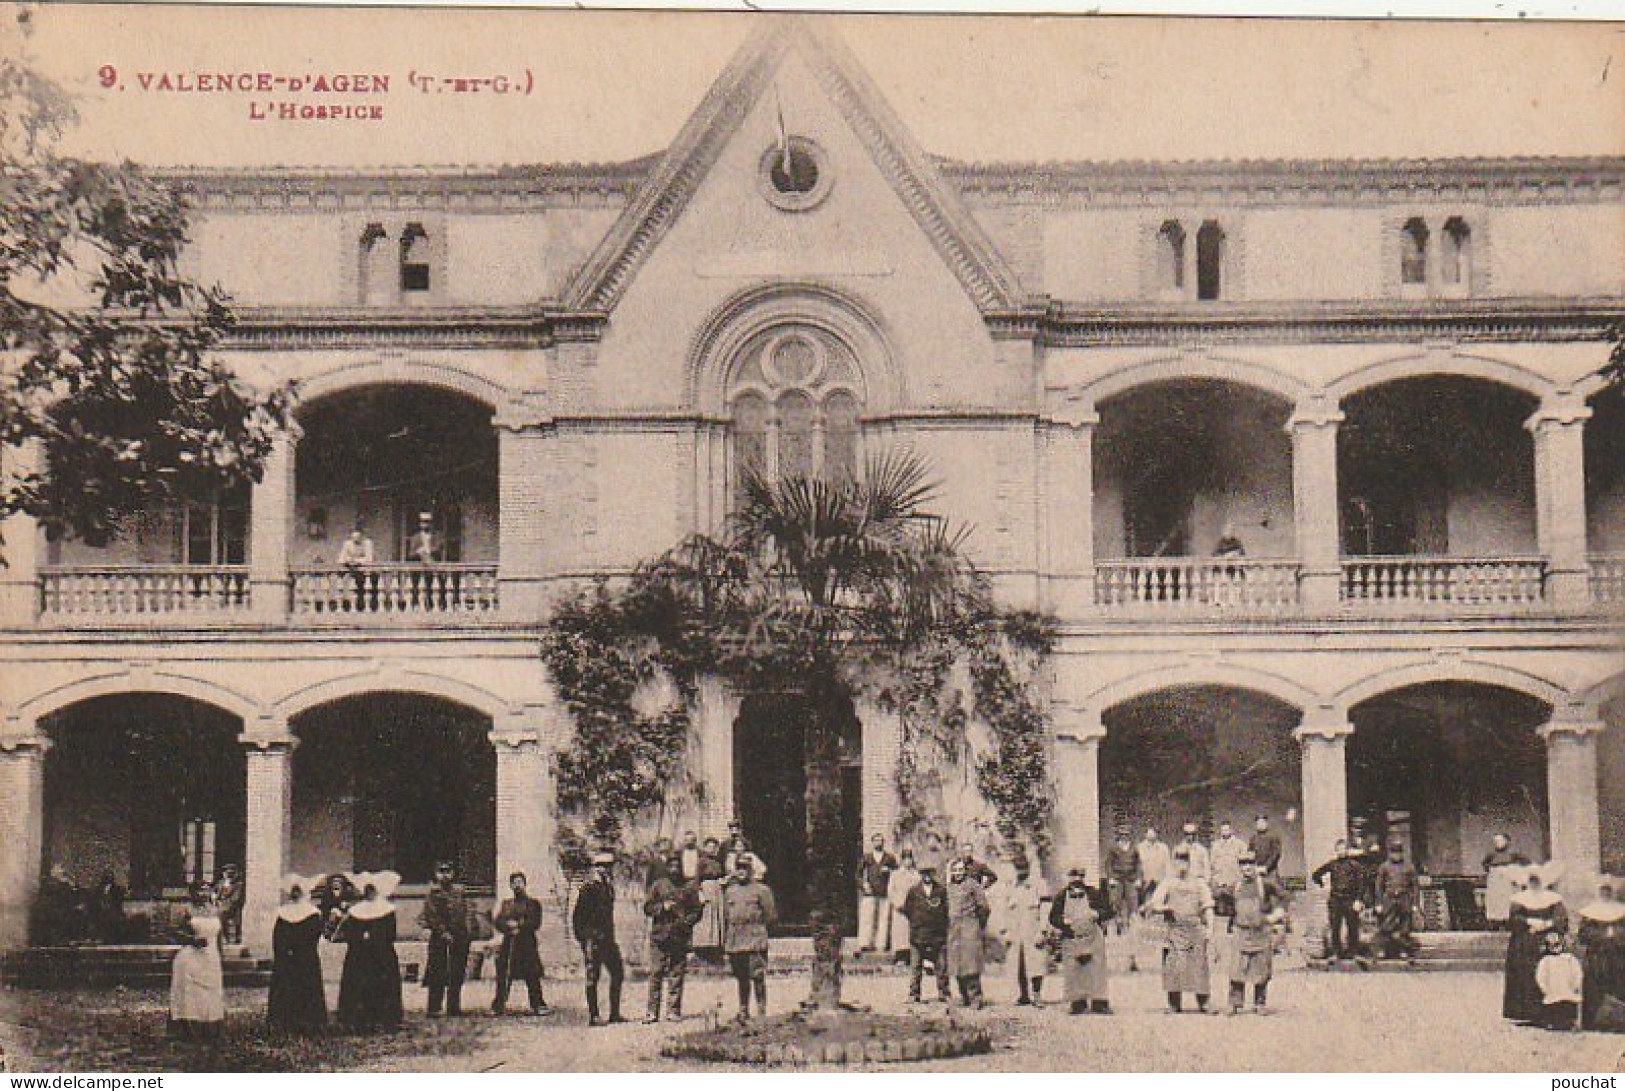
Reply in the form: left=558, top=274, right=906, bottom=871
left=39, top=565, right=252, bottom=620
left=289, top=564, right=499, bottom=618
left=1589, top=553, right=1625, bottom=606
left=1094, top=557, right=1301, bottom=616
left=1340, top=555, right=1546, bottom=610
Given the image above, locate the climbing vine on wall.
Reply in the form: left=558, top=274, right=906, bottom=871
left=541, top=455, right=1060, bottom=864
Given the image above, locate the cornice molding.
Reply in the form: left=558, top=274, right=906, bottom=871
left=941, top=155, right=1625, bottom=207
left=163, top=161, right=652, bottom=213
left=220, top=305, right=557, bottom=350
left=1040, top=297, right=1625, bottom=347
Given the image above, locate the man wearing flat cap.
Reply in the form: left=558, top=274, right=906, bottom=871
left=573, top=852, right=626, bottom=1026
left=1226, top=851, right=1287, bottom=1014
left=419, top=860, right=473, bottom=1016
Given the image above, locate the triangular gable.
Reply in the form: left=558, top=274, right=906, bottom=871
left=563, top=18, right=1027, bottom=317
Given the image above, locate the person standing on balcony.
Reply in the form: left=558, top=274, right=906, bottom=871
left=407, top=511, right=440, bottom=608
left=337, top=527, right=375, bottom=612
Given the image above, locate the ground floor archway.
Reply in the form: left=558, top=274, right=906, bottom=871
left=733, top=689, right=861, bottom=932
left=42, top=694, right=246, bottom=900
left=290, top=693, right=496, bottom=889
left=1347, top=682, right=1549, bottom=878
left=1100, top=685, right=1305, bottom=876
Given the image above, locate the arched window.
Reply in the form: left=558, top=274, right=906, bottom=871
left=1441, top=217, right=1471, bottom=288
left=400, top=223, right=431, bottom=294
left=1196, top=220, right=1225, bottom=301
left=1401, top=217, right=1430, bottom=286
left=1157, top=220, right=1186, bottom=292
left=728, top=327, right=865, bottom=500
left=359, top=223, right=391, bottom=305
left=824, top=391, right=861, bottom=483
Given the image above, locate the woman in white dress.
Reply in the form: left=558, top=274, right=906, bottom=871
left=170, top=892, right=226, bottom=1041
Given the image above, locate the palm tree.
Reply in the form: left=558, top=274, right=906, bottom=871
left=644, top=449, right=985, bottom=1009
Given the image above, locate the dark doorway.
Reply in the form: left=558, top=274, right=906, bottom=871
left=291, top=693, right=496, bottom=888
left=733, top=690, right=862, bottom=933
left=1347, top=682, right=1549, bottom=879
left=43, top=695, right=246, bottom=898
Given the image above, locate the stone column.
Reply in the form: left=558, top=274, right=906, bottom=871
left=491, top=720, right=550, bottom=897
left=241, top=726, right=295, bottom=952
left=1529, top=394, right=1592, bottom=611
left=1289, top=401, right=1345, bottom=614
left=694, top=677, right=741, bottom=832
left=1295, top=711, right=1352, bottom=874
left=1051, top=708, right=1104, bottom=881
left=249, top=434, right=295, bottom=624
left=496, top=409, right=556, bottom=624
left=0, top=735, right=49, bottom=947
left=1541, top=715, right=1603, bottom=900
left=1041, top=405, right=1099, bottom=619
left=0, top=441, right=42, bottom=626
left=857, top=701, right=904, bottom=844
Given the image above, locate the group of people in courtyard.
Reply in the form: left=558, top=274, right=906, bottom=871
left=856, top=819, right=1293, bottom=1018
left=125, top=813, right=1625, bottom=1040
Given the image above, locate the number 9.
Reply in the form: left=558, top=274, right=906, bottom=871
left=98, top=64, right=117, bottom=88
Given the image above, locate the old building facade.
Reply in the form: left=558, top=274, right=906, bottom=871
left=2, top=21, right=1623, bottom=949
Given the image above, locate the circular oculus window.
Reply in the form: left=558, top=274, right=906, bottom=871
left=759, top=137, right=832, bottom=212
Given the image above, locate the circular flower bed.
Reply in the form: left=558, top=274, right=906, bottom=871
left=660, top=1010, right=993, bottom=1067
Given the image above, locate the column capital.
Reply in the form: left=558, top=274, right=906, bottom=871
left=488, top=730, right=542, bottom=751
left=1043, top=389, right=1100, bottom=430
left=1293, top=708, right=1354, bottom=742
left=1526, top=392, right=1592, bottom=430
left=0, top=734, right=51, bottom=755
left=239, top=732, right=297, bottom=753
left=1288, top=393, right=1345, bottom=430
left=1054, top=704, right=1107, bottom=744
left=493, top=399, right=555, bottom=432
left=1539, top=718, right=1606, bottom=741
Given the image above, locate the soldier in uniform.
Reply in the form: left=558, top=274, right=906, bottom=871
left=573, top=851, right=626, bottom=1026
left=1226, top=851, right=1288, bottom=1014
left=491, top=871, right=550, bottom=1016
left=418, top=860, right=473, bottom=1016
left=1373, top=840, right=1421, bottom=962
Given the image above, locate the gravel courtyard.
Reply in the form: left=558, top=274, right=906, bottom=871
left=4, top=966, right=1618, bottom=1072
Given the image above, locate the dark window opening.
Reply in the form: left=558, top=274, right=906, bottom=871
left=768, top=145, right=820, bottom=196
left=1441, top=217, right=1470, bottom=286
left=1158, top=220, right=1186, bottom=291
left=400, top=223, right=430, bottom=293
left=1401, top=217, right=1430, bottom=285
left=1196, top=220, right=1225, bottom=301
